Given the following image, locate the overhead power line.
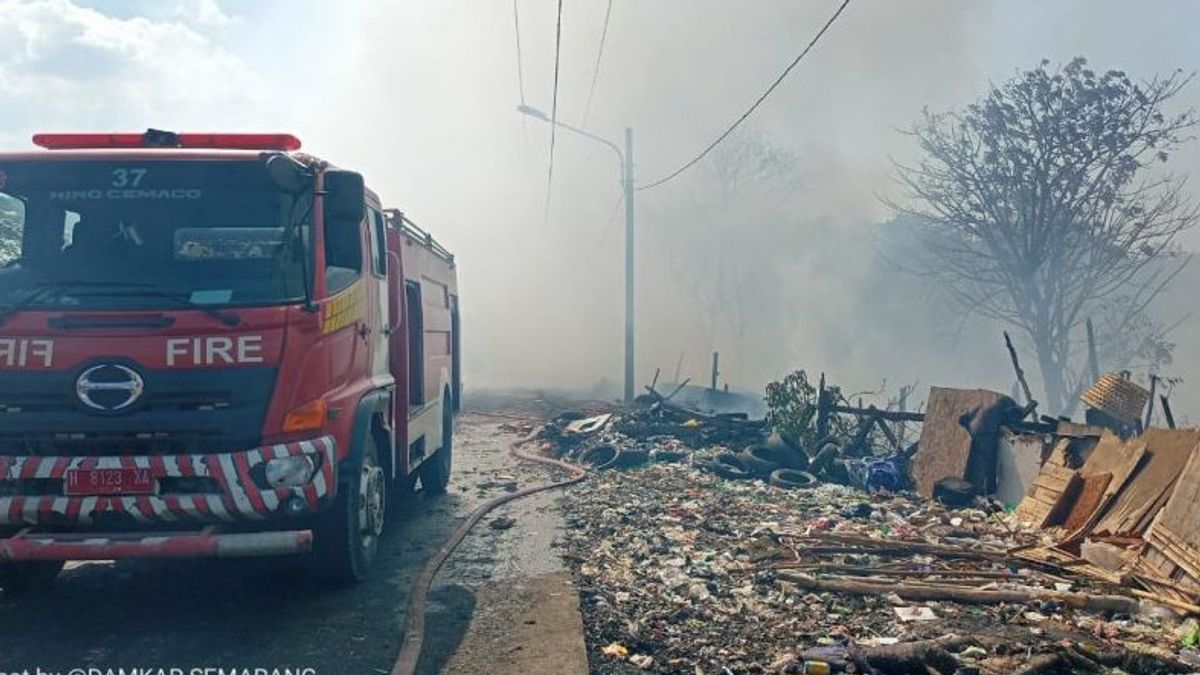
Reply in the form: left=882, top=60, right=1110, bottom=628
left=545, top=0, right=565, bottom=218
left=513, top=0, right=526, bottom=105
left=582, top=0, right=614, bottom=128
left=637, top=0, right=851, bottom=192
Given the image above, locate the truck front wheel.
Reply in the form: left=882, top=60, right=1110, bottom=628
left=0, top=560, right=64, bottom=594
left=419, top=397, right=453, bottom=495
left=314, top=436, right=387, bottom=584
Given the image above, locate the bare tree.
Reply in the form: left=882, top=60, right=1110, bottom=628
left=661, top=125, right=799, bottom=383
left=891, top=58, right=1198, bottom=413
left=708, top=124, right=800, bottom=206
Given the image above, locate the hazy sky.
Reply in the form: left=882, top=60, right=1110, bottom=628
left=2, top=0, right=1198, bottom=411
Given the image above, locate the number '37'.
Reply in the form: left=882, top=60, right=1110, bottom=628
left=111, top=168, right=147, bottom=188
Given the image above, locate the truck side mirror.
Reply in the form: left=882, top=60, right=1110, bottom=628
left=387, top=251, right=403, bottom=334
left=323, top=170, right=365, bottom=224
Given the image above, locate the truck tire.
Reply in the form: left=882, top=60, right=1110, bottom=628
left=0, top=560, right=64, bottom=594
left=420, top=397, right=453, bottom=495
left=769, top=468, right=818, bottom=490
left=314, top=435, right=387, bottom=584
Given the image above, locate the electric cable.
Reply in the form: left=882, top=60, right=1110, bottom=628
left=513, top=0, right=527, bottom=105
left=545, top=0, right=565, bottom=218
left=637, top=0, right=851, bottom=191
left=582, top=0, right=614, bottom=128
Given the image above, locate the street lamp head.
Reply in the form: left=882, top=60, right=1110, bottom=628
left=516, top=104, right=550, bottom=121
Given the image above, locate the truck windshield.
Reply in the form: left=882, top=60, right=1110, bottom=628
left=0, top=159, right=309, bottom=311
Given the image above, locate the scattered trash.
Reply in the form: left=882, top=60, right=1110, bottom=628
left=542, top=370, right=1200, bottom=673
left=565, top=413, right=613, bottom=435
left=489, top=515, right=516, bottom=531
left=628, top=654, right=654, bottom=669
left=894, top=606, right=939, bottom=622
left=601, top=643, right=628, bottom=659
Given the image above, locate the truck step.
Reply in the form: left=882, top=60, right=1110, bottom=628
left=0, top=528, right=312, bottom=561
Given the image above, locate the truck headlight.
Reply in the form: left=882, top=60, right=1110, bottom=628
left=264, top=455, right=318, bottom=488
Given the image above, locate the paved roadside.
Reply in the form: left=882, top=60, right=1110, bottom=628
left=0, top=413, right=587, bottom=675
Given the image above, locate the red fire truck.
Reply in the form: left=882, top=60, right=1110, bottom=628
left=0, top=130, right=461, bottom=586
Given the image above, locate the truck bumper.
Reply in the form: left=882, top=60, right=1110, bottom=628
left=0, top=528, right=312, bottom=560
left=0, top=436, right=337, bottom=527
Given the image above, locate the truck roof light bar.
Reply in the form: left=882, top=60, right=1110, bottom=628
left=32, top=131, right=302, bottom=151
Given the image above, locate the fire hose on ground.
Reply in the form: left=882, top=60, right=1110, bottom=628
left=390, top=424, right=586, bottom=675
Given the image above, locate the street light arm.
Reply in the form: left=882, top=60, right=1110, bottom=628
left=516, top=105, right=623, bottom=164
left=517, top=105, right=637, bottom=404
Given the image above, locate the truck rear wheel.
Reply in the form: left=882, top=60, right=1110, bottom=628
left=419, top=398, right=453, bottom=495
left=0, top=560, right=64, bottom=594
left=314, top=436, right=387, bottom=584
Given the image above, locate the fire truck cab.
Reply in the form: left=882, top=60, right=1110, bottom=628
left=0, top=131, right=460, bottom=585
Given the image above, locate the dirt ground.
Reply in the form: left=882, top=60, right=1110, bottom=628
left=0, top=411, right=586, bottom=675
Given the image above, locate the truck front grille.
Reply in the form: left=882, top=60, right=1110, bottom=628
left=0, top=432, right=247, bottom=457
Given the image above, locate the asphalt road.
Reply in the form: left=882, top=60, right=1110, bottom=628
left=0, top=413, right=571, bottom=675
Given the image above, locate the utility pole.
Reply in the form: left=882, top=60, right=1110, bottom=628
left=515, top=106, right=636, bottom=402
left=623, top=127, right=636, bottom=403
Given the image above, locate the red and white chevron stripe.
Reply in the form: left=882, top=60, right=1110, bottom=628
left=0, top=436, right=336, bottom=526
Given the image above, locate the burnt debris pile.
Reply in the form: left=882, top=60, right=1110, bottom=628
left=541, top=371, right=1200, bottom=674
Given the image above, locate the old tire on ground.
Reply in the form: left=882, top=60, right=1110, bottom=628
left=580, top=444, right=620, bottom=470
left=769, top=468, right=818, bottom=490
left=0, top=561, right=64, bottom=593
left=760, top=433, right=810, bottom=470
left=419, top=397, right=454, bottom=495
left=737, top=445, right=783, bottom=478
left=614, top=447, right=650, bottom=469
left=696, top=452, right=753, bottom=481
left=314, top=433, right=388, bottom=584
left=809, top=440, right=843, bottom=475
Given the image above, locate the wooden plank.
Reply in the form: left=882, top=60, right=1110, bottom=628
left=1059, top=436, right=1148, bottom=543
left=1015, top=440, right=1077, bottom=527
left=1136, top=544, right=1200, bottom=605
left=1094, top=429, right=1200, bottom=537
left=1012, top=545, right=1122, bottom=585
left=1063, top=472, right=1113, bottom=532
left=912, top=388, right=1007, bottom=498
left=1144, top=438, right=1200, bottom=582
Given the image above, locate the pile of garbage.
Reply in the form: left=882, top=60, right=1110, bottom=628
left=543, top=393, right=1200, bottom=674
left=559, top=462, right=1196, bottom=674
left=544, top=403, right=906, bottom=497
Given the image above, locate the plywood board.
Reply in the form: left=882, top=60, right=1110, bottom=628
left=1078, top=430, right=1137, bottom=476
left=912, top=387, right=1006, bottom=497
left=1060, top=435, right=1148, bottom=542
left=1143, top=434, right=1200, bottom=581
left=1093, top=429, right=1200, bottom=537
left=1063, top=472, right=1113, bottom=532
